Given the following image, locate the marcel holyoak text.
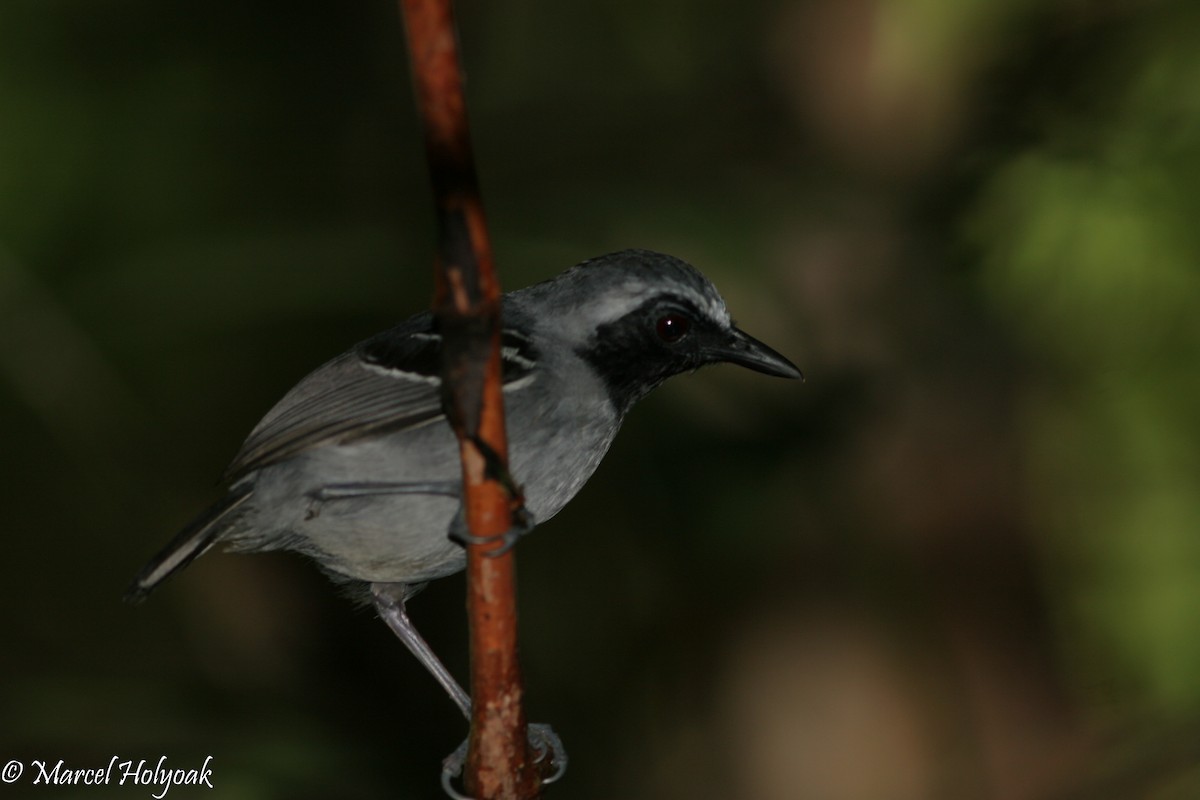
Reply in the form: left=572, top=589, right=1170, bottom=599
left=2, top=755, right=214, bottom=798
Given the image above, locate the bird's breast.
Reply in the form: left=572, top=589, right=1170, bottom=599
left=507, top=395, right=621, bottom=525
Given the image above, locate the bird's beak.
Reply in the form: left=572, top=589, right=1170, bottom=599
left=707, top=326, right=804, bottom=380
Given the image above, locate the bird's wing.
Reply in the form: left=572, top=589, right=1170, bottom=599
left=223, top=317, right=537, bottom=481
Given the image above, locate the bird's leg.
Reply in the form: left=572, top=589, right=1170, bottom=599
left=371, top=582, right=471, bottom=719
left=373, top=582, right=568, bottom=798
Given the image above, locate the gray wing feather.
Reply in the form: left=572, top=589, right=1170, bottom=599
left=223, top=350, right=444, bottom=481
left=221, top=314, right=538, bottom=482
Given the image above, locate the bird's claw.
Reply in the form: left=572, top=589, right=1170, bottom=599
left=448, top=527, right=520, bottom=557
left=448, top=509, right=535, bottom=558
left=439, top=724, right=567, bottom=798
left=440, top=739, right=471, bottom=800
left=528, top=723, right=568, bottom=783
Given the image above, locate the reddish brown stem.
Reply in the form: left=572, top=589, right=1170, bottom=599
left=397, top=1, right=540, bottom=798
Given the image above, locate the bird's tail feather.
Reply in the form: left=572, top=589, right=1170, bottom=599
left=124, top=484, right=254, bottom=603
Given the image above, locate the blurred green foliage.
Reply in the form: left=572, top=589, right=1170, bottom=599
left=3, top=1, right=1200, bottom=798
left=970, top=1, right=1200, bottom=716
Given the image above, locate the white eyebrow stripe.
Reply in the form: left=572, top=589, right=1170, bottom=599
left=582, top=283, right=731, bottom=331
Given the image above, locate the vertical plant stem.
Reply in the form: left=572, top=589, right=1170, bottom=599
left=397, top=1, right=539, bottom=798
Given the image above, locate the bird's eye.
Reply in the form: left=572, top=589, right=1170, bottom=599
left=655, top=314, right=690, bottom=343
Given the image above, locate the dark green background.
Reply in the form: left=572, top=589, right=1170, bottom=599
left=3, top=1, right=1200, bottom=797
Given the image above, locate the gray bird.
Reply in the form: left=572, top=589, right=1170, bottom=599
left=127, top=249, right=801, bottom=721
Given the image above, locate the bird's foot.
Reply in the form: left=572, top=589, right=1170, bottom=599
left=448, top=508, right=535, bottom=558
left=528, top=723, right=568, bottom=782
left=440, top=740, right=469, bottom=800
left=440, top=723, right=567, bottom=799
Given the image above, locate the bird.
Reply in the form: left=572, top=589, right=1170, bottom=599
left=127, top=248, right=802, bottom=721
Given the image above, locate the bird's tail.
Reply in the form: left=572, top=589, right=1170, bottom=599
left=124, top=484, right=254, bottom=603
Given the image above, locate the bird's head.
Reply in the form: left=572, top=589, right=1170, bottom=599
left=514, top=249, right=802, bottom=414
